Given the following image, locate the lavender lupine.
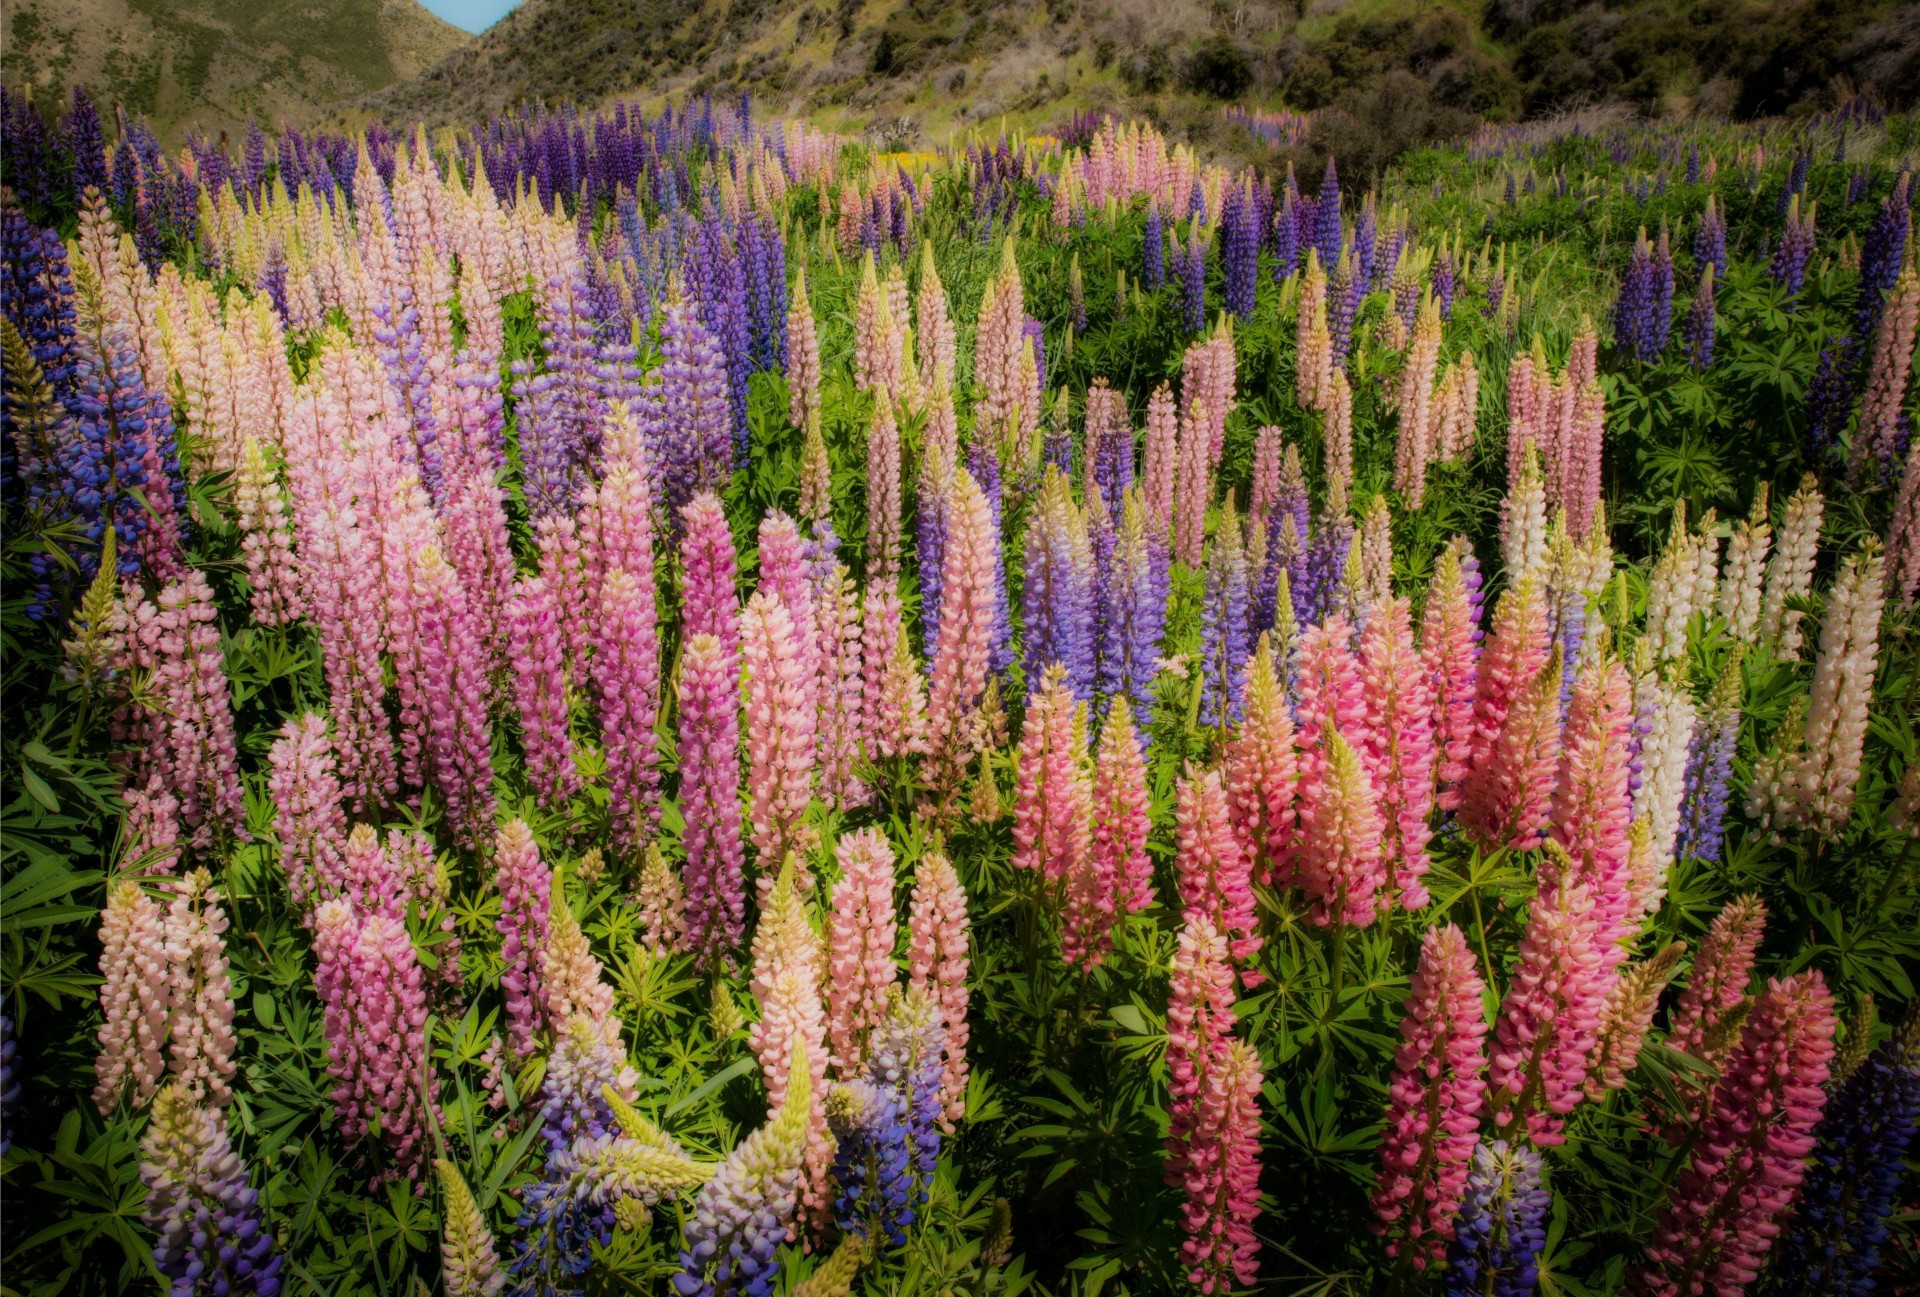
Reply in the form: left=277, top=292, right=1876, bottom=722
left=1022, top=466, right=1096, bottom=701
left=1198, top=500, right=1251, bottom=728
left=1444, top=1140, right=1549, bottom=1297
left=139, top=1082, right=284, bottom=1297
left=650, top=293, right=733, bottom=520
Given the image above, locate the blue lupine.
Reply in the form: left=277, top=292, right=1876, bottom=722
left=1805, top=335, right=1861, bottom=462
left=1180, top=224, right=1208, bottom=334
left=1021, top=467, right=1095, bottom=701
left=1328, top=245, right=1361, bottom=370
left=1769, top=195, right=1816, bottom=305
left=139, top=1084, right=284, bottom=1297
left=1444, top=1139, right=1549, bottom=1297
left=1683, top=266, right=1717, bottom=370
left=0, top=1015, right=17, bottom=1156
left=865, top=990, right=945, bottom=1211
left=1855, top=173, right=1910, bottom=341
left=1313, top=157, right=1342, bottom=277
left=1223, top=182, right=1259, bottom=319
left=1758, top=1025, right=1920, bottom=1297
left=827, top=1079, right=915, bottom=1252
left=647, top=294, right=733, bottom=521
left=1299, top=509, right=1351, bottom=628
left=1675, top=660, right=1741, bottom=864
left=1143, top=204, right=1165, bottom=291
left=64, top=87, right=108, bottom=199
left=1198, top=506, right=1251, bottom=727
left=1272, top=176, right=1301, bottom=281
left=1693, top=197, right=1726, bottom=280
left=1096, top=489, right=1170, bottom=725
left=1433, top=249, right=1457, bottom=320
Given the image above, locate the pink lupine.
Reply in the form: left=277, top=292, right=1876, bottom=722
left=440, top=467, right=516, bottom=674
left=747, top=860, right=834, bottom=1225
left=1371, top=923, right=1488, bottom=1266
left=926, top=469, right=998, bottom=808
left=1175, top=765, right=1262, bottom=974
left=161, top=870, right=237, bottom=1108
left=757, top=513, right=820, bottom=707
left=507, top=575, right=578, bottom=810
left=741, top=590, right=819, bottom=881
left=1422, top=540, right=1482, bottom=810
left=535, top=514, right=593, bottom=675
left=853, top=253, right=895, bottom=396
left=1392, top=295, right=1442, bottom=508
left=311, top=897, right=434, bottom=1182
left=1487, top=880, right=1609, bottom=1146
left=581, top=438, right=655, bottom=601
left=826, top=828, right=900, bottom=1074
left=1226, top=639, right=1299, bottom=887
left=595, top=569, right=663, bottom=850
left=539, top=881, right=616, bottom=1026
left=907, top=851, right=971, bottom=1128
left=1665, top=895, right=1767, bottom=1094
left=1173, top=399, right=1211, bottom=567
left=1295, top=728, right=1389, bottom=929
left=1165, top=916, right=1239, bottom=1209
left=1631, top=972, right=1836, bottom=1297
left=122, top=775, right=183, bottom=876
left=680, top=491, right=740, bottom=659
left=494, top=821, right=552, bottom=1058
left=234, top=435, right=302, bottom=626
left=859, top=583, right=928, bottom=760
left=1853, top=260, right=1918, bottom=478
left=1546, top=655, right=1635, bottom=955
left=787, top=264, right=821, bottom=429
left=1892, top=431, right=1920, bottom=602
left=1358, top=495, right=1394, bottom=611
left=94, top=880, right=171, bottom=1112
left=915, top=241, right=958, bottom=391
left=1461, top=644, right=1563, bottom=853
left=1142, top=382, right=1180, bottom=539
left=1563, top=379, right=1605, bottom=538
left=1011, top=665, right=1092, bottom=882
left=1358, top=598, right=1436, bottom=909
left=1457, top=577, right=1550, bottom=838
left=118, top=570, right=247, bottom=852
left=813, top=560, right=868, bottom=810
left=679, top=633, right=747, bottom=963
left=866, top=400, right=904, bottom=578
left=406, top=545, right=498, bottom=847
left=266, top=713, right=347, bottom=910
left=1092, top=696, right=1156, bottom=917
left=1178, top=1038, right=1264, bottom=1294
left=1182, top=329, right=1236, bottom=463
left=339, top=824, right=405, bottom=922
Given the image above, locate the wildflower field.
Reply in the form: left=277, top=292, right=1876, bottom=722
left=2, top=89, right=1919, bottom=1297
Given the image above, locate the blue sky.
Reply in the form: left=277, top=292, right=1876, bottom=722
left=419, top=0, right=520, bottom=33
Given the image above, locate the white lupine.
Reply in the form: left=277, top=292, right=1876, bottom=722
left=1717, top=485, right=1772, bottom=641
left=1500, top=444, right=1550, bottom=587
left=1787, top=548, right=1886, bottom=835
left=1643, top=505, right=1709, bottom=663
left=1759, top=475, right=1824, bottom=655
left=1630, top=672, right=1696, bottom=920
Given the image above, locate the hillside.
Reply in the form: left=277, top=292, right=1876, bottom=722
left=0, top=0, right=469, bottom=142
left=363, top=0, right=1916, bottom=169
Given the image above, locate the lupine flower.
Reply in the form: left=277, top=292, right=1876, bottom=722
left=1177, top=1039, right=1263, bottom=1294
left=786, top=265, right=820, bottom=429
left=1358, top=597, right=1437, bottom=908
left=94, top=879, right=170, bottom=1112
left=864, top=988, right=946, bottom=1214
left=926, top=469, right=998, bottom=810
left=1774, top=548, right=1886, bottom=834
left=508, top=576, right=578, bottom=810
left=1546, top=655, right=1635, bottom=953
left=1096, top=489, right=1170, bottom=723
left=827, top=1079, right=913, bottom=1251
left=906, top=852, right=970, bottom=1126
left=650, top=292, right=733, bottom=519
left=1022, top=465, right=1096, bottom=699
left=1080, top=693, right=1154, bottom=940
left=675, top=1043, right=815, bottom=1297
left=265, top=713, right=347, bottom=911
left=1614, top=224, right=1673, bottom=363
left=1717, top=484, right=1772, bottom=640
left=1296, top=730, right=1387, bottom=930
left=678, top=632, right=747, bottom=962
left=1372, top=924, right=1488, bottom=1266
left=741, top=590, right=819, bottom=878
left=1197, top=499, right=1251, bottom=726
left=1225, top=637, right=1299, bottom=887
left=1460, top=586, right=1559, bottom=851
left=1011, top=665, right=1092, bottom=890
left=495, top=821, right=552, bottom=1058
left=1444, top=1139, right=1549, bottom=1297
left=1768, top=194, right=1817, bottom=303
left=312, top=896, right=432, bottom=1180
left=161, top=869, right=240, bottom=1108
left=1665, top=894, right=1767, bottom=1120
left=233, top=436, right=301, bottom=626
left=826, top=829, right=900, bottom=1074
left=1674, top=657, right=1741, bottom=865
left=437, top=1159, right=507, bottom=1297
left=1759, top=1015, right=1920, bottom=1297
left=1142, top=383, right=1179, bottom=536
left=680, top=492, right=740, bottom=656
left=865, top=400, right=903, bottom=578
left=1143, top=202, right=1166, bottom=290
left=1632, top=972, right=1836, bottom=1297
left=1758, top=474, right=1825, bottom=655
left=1165, top=915, right=1238, bottom=1197
left=596, top=566, right=665, bottom=847
left=1693, top=194, right=1726, bottom=280
left=1179, top=223, right=1207, bottom=333
left=139, top=1081, right=283, bottom=1297
left=1585, top=941, right=1685, bottom=1100
left=1855, top=261, right=1918, bottom=480
left=1682, top=264, right=1716, bottom=368
left=1488, top=880, right=1608, bottom=1146
left=1175, top=764, right=1261, bottom=972
left=859, top=583, right=928, bottom=760
left=540, top=872, right=618, bottom=1028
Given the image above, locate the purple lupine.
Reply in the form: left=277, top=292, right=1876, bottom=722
left=1022, top=468, right=1096, bottom=701
left=1299, top=509, right=1352, bottom=627
left=64, top=88, right=108, bottom=198
left=1805, top=335, right=1861, bottom=462
left=828, top=1079, right=915, bottom=1252
left=1434, top=250, right=1457, bottom=321
left=1314, top=157, right=1343, bottom=278
left=918, top=478, right=950, bottom=660
left=1353, top=197, right=1378, bottom=291
left=1769, top=195, right=1817, bottom=305
left=649, top=295, right=733, bottom=520
left=513, top=264, right=605, bottom=517
left=968, top=438, right=1016, bottom=677
left=372, top=297, right=442, bottom=501
left=1445, top=1140, right=1549, bottom=1297
left=1675, top=664, right=1741, bottom=864
left=1272, top=178, right=1302, bottom=281
left=1198, top=509, right=1251, bottom=727
left=1143, top=204, right=1166, bottom=291
left=1223, top=182, right=1259, bottom=319
left=685, top=219, right=754, bottom=458
left=139, top=1085, right=284, bottom=1297
left=1758, top=1023, right=1920, bottom=1297
left=1683, top=266, right=1717, bottom=370
left=1693, top=196, right=1727, bottom=281
left=1097, top=489, right=1170, bottom=724
left=1024, top=317, right=1047, bottom=395
left=1328, top=247, right=1362, bottom=370
left=1180, top=225, right=1208, bottom=334
left=1614, top=225, right=1673, bottom=363
left=1855, top=173, right=1910, bottom=341
left=0, top=1015, right=16, bottom=1155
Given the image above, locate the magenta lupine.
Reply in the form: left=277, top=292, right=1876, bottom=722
left=1226, top=638, right=1300, bottom=887
left=1372, top=924, right=1489, bottom=1266
left=1546, top=656, right=1635, bottom=957
left=1631, top=972, right=1836, bottom=1297
left=266, top=713, right=347, bottom=910
left=595, top=568, right=663, bottom=850
left=494, top=821, right=552, bottom=1058
left=680, top=491, right=740, bottom=659
left=1175, top=764, right=1262, bottom=975
left=1487, top=880, right=1609, bottom=1147
left=679, top=633, right=747, bottom=964
left=118, top=570, right=247, bottom=852
left=312, top=897, right=434, bottom=1181
left=1178, top=1039, right=1264, bottom=1294
left=403, top=544, right=497, bottom=847
left=741, top=590, right=819, bottom=883
left=907, top=851, right=971, bottom=1127
left=535, top=514, right=593, bottom=675
left=826, top=828, right=900, bottom=1075
left=1423, top=540, right=1483, bottom=810
left=1011, top=665, right=1092, bottom=885
left=507, top=576, right=578, bottom=810
left=1457, top=578, right=1551, bottom=844
left=1665, top=896, right=1768, bottom=1124
left=1358, top=598, right=1437, bottom=909
left=1165, top=914, right=1250, bottom=1286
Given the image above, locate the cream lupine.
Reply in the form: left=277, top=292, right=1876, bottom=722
left=162, top=869, right=238, bottom=1107
left=1758, top=475, right=1825, bottom=655
left=1784, top=547, right=1887, bottom=834
left=1717, top=484, right=1772, bottom=640
left=94, top=880, right=171, bottom=1112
